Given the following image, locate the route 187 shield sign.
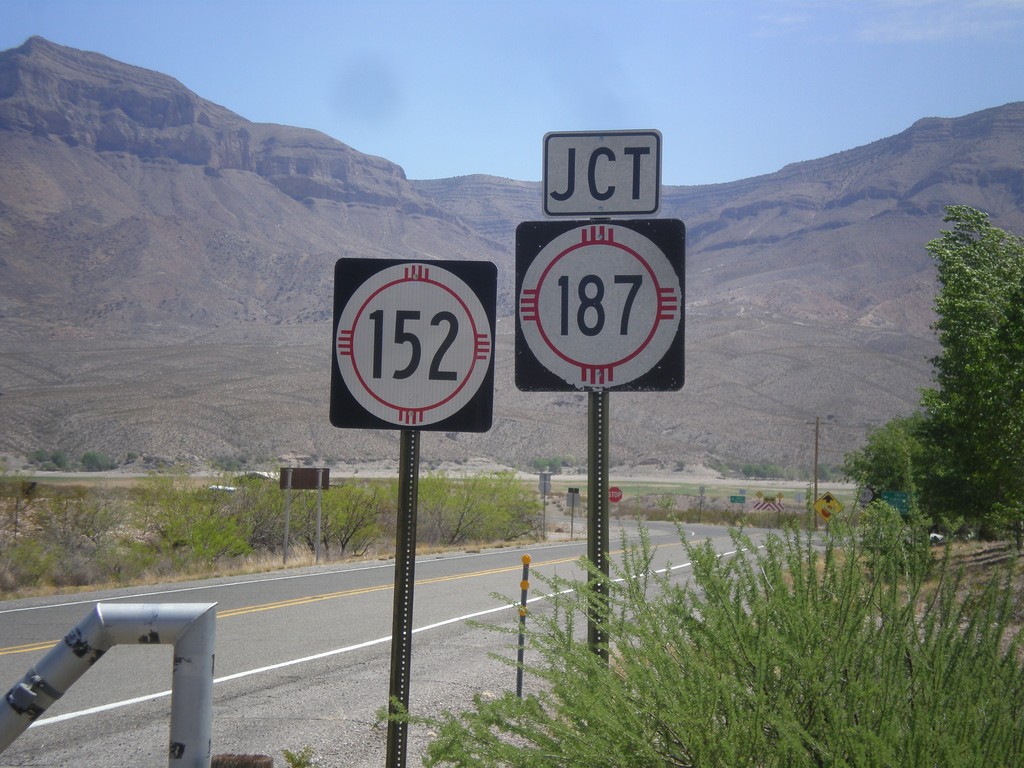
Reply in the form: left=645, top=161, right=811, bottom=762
left=515, top=219, right=684, bottom=392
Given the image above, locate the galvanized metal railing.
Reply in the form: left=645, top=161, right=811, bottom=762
left=0, top=602, right=217, bottom=767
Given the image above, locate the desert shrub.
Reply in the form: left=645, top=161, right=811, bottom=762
left=418, top=472, right=540, bottom=547
left=211, top=454, right=246, bottom=472
left=320, top=481, right=387, bottom=556
left=80, top=450, right=117, bottom=471
left=133, top=472, right=251, bottom=568
left=26, top=449, right=70, bottom=470
left=420, top=524, right=1024, bottom=767
left=0, top=539, right=53, bottom=590
left=0, top=486, right=132, bottom=587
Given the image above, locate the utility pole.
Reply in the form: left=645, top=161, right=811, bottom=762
left=813, top=416, right=820, bottom=530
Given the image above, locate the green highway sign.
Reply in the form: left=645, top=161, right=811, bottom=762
left=881, top=491, right=911, bottom=516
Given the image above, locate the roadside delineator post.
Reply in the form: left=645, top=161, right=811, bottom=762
left=516, top=554, right=531, bottom=698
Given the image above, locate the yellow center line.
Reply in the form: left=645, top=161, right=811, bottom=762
left=0, top=551, right=588, bottom=655
left=0, top=640, right=60, bottom=657
left=219, top=553, right=585, bottom=617
left=217, top=582, right=393, bottom=618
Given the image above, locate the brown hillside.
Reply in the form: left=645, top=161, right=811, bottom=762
left=1, top=37, right=1022, bottom=473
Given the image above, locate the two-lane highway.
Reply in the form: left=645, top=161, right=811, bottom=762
left=0, top=521, right=755, bottom=766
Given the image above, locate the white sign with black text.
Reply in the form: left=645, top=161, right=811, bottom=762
left=543, top=130, right=661, bottom=217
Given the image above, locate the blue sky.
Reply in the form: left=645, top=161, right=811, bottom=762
left=3, top=0, right=1023, bottom=186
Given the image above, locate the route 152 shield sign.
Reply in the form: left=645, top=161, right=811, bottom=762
left=331, top=258, right=496, bottom=431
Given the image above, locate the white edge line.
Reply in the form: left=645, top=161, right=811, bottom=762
left=1, top=542, right=589, bottom=617
left=29, top=590, right=573, bottom=729
left=30, top=544, right=755, bottom=728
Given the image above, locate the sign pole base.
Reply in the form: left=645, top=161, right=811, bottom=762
left=386, top=429, right=420, bottom=768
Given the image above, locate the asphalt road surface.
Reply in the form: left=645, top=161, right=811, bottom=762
left=0, top=520, right=761, bottom=767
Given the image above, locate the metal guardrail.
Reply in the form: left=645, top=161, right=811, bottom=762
left=0, top=602, right=217, bottom=767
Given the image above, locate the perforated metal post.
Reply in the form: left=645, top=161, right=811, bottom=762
left=386, top=429, right=420, bottom=768
left=282, top=468, right=292, bottom=565
left=315, top=468, right=324, bottom=564
left=587, top=390, right=610, bottom=662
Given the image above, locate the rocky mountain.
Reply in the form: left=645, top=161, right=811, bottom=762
left=1, top=36, right=1023, bottom=474
left=0, top=37, right=513, bottom=334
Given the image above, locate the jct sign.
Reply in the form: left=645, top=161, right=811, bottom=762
left=543, top=130, right=661, bottom=217
left=516, top=218, right=684, bottom=392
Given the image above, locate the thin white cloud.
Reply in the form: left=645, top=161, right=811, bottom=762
left=857, top=0, right=1024, bottom=42
left=752, top=0, right=1024, bottom=43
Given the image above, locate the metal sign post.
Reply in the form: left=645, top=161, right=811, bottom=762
left=517, top=127, right=683, bottom=662
left=278, top=468, right=331, bottom=565
left=516, top=554, right=532, bottom=698
left=315, top=468, right=324, bottom=564
left=587, top=391, right=610, bottom=662
left=282, top=468, right=292, bottom=566
left=567, top=487, right=580, bottom=539
left=538, top=472, right=551, bottom=540
left=386, top=429, right=420, bottom=768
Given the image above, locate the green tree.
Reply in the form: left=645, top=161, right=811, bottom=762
left=921, top=206, right=1024, bottom=526
left=225, top=474, right=285, bottom=551
left=655, top=492, right=675, bottom=518
left=134, top=471, right=250, bottom=568
left=843, top=412, right=927, bottom=510
left=482, top=472, right=541, bottom=541
left=531, top=457, right=570, bottom=474
left=419, top=472, right=540, bottom=546
left=80, top=451, right=117, bottom=472
left=322, top=481, right=386, bottom=556
left=28, top=449, right=69, bottom=470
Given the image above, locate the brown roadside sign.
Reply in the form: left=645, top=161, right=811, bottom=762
left=279, top=467, right=330, bottom=490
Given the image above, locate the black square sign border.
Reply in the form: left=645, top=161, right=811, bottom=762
left=330, top=257, right=497, bottom=432
left=515, top=218, right=685, bottom=393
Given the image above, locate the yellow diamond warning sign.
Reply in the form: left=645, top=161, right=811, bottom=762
left=814, top=491, right=843, bottom=522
